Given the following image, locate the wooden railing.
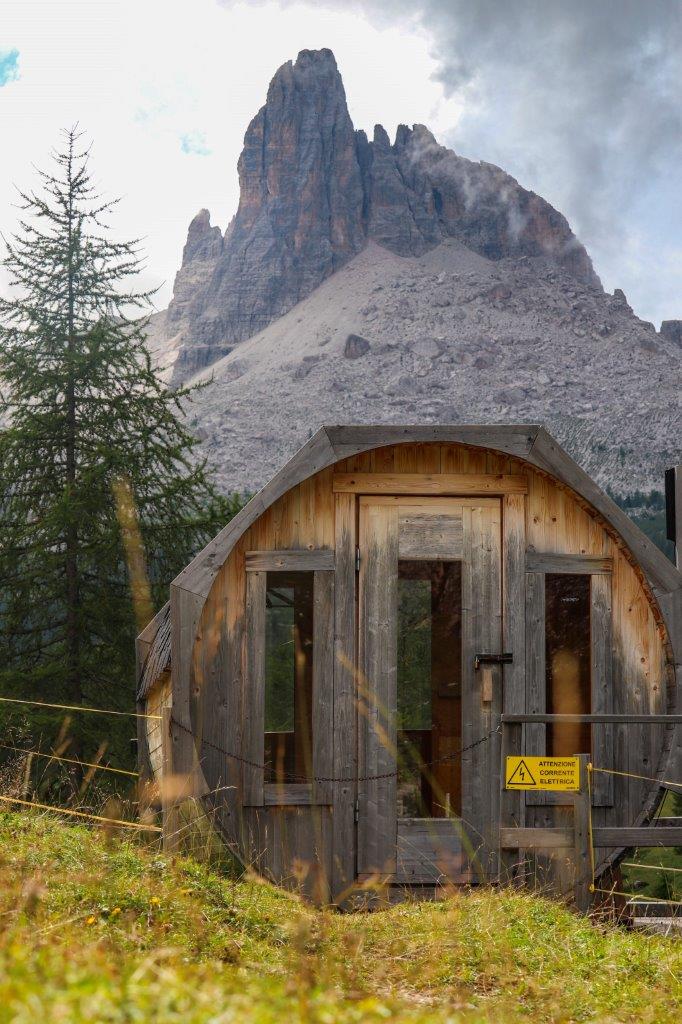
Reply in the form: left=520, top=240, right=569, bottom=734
left=499, top=713, right=682, bottom=912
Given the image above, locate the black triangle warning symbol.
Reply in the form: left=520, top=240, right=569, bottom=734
left=507, top=759, right=537, bottom=786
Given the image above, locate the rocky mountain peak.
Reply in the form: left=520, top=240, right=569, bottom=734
left=161, top=48, right=601, bottom=383
left=181, top=209, right=223, bottom=265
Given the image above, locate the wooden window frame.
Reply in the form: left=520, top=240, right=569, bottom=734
left=243, top=552, right=334, bottom=807
left=525, top=554, right=614, bottom=806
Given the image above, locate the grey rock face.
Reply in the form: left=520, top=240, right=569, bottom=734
left=164, top=49, right=601, bottom=383
left=344, top=333, right=371, bottom=358
left=660, top=320, right=682, bottom=346
left=179, top=239, right=680, bottom=499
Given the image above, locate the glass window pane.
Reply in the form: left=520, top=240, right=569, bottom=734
left=545, top=574, right=591, bottom=756
left=264, top=571, right=314, bottom=783
left=396, top=560, right=461, bottom=819
left=397, top=575, right=432, bottom=731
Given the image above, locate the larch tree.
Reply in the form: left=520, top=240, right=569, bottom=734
left=0, top=128, right=240, bottom=773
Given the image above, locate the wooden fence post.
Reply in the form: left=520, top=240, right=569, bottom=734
left=499, top=719, right=525, bottom=884
left=161, top=706, right=180, bottom=853
left=573, top=753, right=592, bottom=913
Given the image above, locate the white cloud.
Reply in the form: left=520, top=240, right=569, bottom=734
left=0, top=0, right=461, bottom=308
left=4, top=0, right=676, bottom=327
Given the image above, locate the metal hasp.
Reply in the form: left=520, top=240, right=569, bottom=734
left=474, top=652, right=513, bottom=670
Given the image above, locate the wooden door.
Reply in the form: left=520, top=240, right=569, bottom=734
left=357, top=497, right=502, bottom=884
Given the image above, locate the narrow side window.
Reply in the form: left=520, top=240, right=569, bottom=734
left=545, top=573, right=591, bottom=756
left=264, top=571, right=314, bottom=784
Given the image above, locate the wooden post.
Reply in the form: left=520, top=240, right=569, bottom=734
left=499, top=719, right=524, bottom=884
left=573, top=753, right=592, bottom=913
left=161, top=706, right=180, bottom=853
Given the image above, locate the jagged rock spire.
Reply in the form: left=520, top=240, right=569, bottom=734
left=166, top=48, right=600, bottom=382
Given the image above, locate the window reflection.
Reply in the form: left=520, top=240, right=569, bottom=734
left=264, top=571, right=314, bottom=783
left=545, top=574, right=591, bottom=756
left=397, top=560, right=461, bottom=818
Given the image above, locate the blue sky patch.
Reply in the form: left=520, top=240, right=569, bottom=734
left=180, top=131, right=211, bottom=157
left=0, top=48, right=20, bottom=87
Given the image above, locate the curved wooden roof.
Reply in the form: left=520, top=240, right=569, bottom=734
left=173, top=424, right=682, bottom=602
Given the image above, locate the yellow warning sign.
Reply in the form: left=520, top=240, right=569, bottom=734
left=505, top=756, right=580, bottom=791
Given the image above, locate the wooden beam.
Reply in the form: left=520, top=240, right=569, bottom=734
left=263, top=784, right=323, bottom=806
left=502, top=713, right=682, bottom=724
left=593, top=827, right=682, bottom=846
left=331, top=492, right=357, bottom=903
left=243, top=570, right=266, bottom=806
left=333, top=473, right=528, bottom=495
left=525, top=552, right=613, bottom=574
left=245, top=549, right=334, bottom=571
left=500, top=494, right=527, bottom=882
left=573, top=754, right=592, bottom=912
left=500, top=827, right=573, bottom=849
left=326, top=424, right=540, bottom=461
left=358, top=496, right=499, bottom=509
left=161, top=707, right=180, bottom=854
left=500, top=826, right=682, bottom=848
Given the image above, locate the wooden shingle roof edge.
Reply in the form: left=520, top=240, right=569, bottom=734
left=136, top=602, right=171, bottom=701
left=171, top=423, right=682, bottom=602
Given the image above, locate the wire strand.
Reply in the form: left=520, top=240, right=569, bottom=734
left=591, top=765, right=682, bottom=791
left=0, top=742, right=138, bottom=778
left=590, top=885, right=682, bottom=908
left=0, top=695, right=161, bottom=720
left=621, top=861, right=682, bottom=875
left=170, top=715, right=497, bottom=785
left=0, top=793, right=160, bottom=831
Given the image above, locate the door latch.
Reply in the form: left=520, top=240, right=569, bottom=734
left=474, top=653, right=513, bottom=670
left=474, top=653, right=513, bottom=703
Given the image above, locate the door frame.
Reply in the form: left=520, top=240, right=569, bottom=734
left=330, top=485, right=527, bottom=900
left=355, top=494, right=503, bottom=885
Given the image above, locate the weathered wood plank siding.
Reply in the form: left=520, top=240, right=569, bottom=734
left=176, top=438, right=676, bottom=901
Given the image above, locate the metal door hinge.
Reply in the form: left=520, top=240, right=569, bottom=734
left=355, top=546, right=361, bottom=572
left=354, top=797, right=359, bottom=823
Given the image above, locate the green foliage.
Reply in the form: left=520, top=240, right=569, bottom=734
left=607, top=487, right=675, bottom=561
left=264, top=586, right=296, bottom=733
left=0, top=812, right=680, bottom=1023
left=621, top=791, right=682, bottom=900
left=0, top=129, right=242, bottom=774
left=397, top=578, right=432, bottom=731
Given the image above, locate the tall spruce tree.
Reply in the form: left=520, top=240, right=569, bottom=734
left=0, top=129, right=240, bottom=772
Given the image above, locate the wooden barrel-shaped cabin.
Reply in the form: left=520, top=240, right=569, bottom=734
left=137, top=425, right=682, bottom=903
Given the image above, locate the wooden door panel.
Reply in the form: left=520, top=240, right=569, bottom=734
left=358, top=497, right=502, bottom=883
left=395, top=819, right=473, bottom=883
left=398, top=510, right=463, bottom=560
left=357, top=503, right=398, bottom=875
left=461, top=505, right=503, bottom=876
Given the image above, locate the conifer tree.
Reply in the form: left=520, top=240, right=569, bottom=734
left=0, top=128, right=240, bottom=771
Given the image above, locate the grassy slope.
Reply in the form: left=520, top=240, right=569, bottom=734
left=0, top=813, right=680, bottom=1023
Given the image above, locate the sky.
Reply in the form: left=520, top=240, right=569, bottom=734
left=1, top=0, right=680, bottom=326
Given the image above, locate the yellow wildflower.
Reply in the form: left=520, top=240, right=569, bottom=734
left=150, top=896, right=160, bottom=905
left=86, top=915, right=96, bottom=925
left=111, top=907, right=121, bottom=917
